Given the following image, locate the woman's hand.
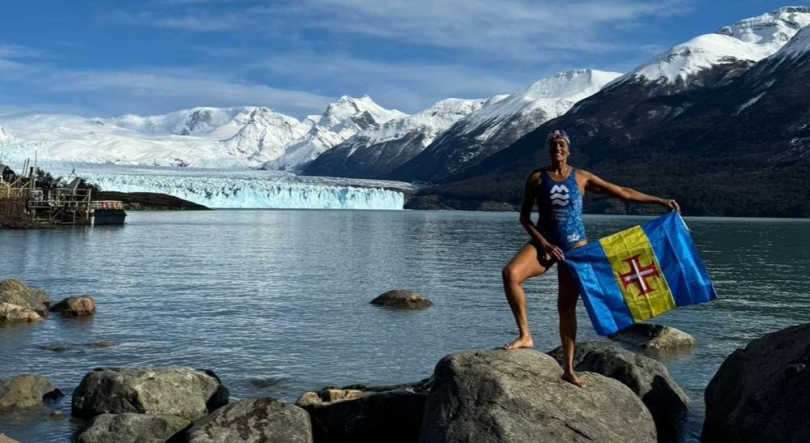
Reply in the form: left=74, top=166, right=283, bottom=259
left=543, top=242, right=565, bottom=261
left=662, top=199, right=680, bottom=213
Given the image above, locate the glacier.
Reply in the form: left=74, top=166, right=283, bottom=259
left=41, top=164, right=412, bottom=210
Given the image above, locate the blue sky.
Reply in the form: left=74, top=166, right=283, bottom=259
left=1, top=0, right=808, bottom=118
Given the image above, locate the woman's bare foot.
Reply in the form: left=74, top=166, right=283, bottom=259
left=504, top=336, right=534, bottom=350
left=562, top=371, right=586, bottom=388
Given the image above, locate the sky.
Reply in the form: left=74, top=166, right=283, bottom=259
left=1, top=0, right=808, bottom=119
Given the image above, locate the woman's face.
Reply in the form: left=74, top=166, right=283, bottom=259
left=547, top=138, right=569, bottom=162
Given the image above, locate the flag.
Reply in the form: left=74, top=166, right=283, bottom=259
left=563, top=211, right=716, bottom=336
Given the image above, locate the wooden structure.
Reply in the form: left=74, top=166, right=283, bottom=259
left=0, top=162, right=124, bottom=228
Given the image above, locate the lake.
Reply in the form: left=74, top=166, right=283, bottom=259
left=1, top=210, right=809, bottom=442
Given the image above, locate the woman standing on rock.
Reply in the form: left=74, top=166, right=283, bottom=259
left=501, top=129, right=679, bottom=387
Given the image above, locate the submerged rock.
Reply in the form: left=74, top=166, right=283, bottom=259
left=74, top=412, right=191, bottom=443
left=419, top=349, right=657, bottom=443
left=703, top=323, right=810, bottom=443
left=0, top=279, right=50, bottom=317
left=371, top=290, right=433, bottom=309
left=71, top=367, right=229, bottom=420
left=0, top=374, right=63, bottom=412
left=49, top=295, right=96, bottom=317
left=609, top=324, right=697, bottom=353
left=296, top=379, right=430, bottom=443
left=186, top=397, right=312, bottom=443
left=0, top=434, right=21, bottom=443
left=548, top=341, right=689, bottom=443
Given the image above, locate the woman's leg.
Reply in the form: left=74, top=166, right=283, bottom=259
left=502, top=242, right=551, bottom=350
left=557, top=262, right=585, bottom=387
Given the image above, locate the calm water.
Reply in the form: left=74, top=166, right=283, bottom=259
left=1, top=210, right=809, bottom=442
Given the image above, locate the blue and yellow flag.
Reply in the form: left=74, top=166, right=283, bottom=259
left=564, top=211, right=716, bottom=336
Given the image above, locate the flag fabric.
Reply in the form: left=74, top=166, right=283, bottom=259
left=563, top=211, right=716, bottom=336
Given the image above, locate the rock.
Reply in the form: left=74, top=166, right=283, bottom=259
left=419, top=349, right=657, bottom=443
left=609, top=324, right=697, bottom=353
left=0, top=434, right=21, bottom=443
left=548, top=341, right=689, bottom=443
left=370, top=290, right=433, bottom=309
left=0, top=374, right=64, bottom=412
left=50, top=411, right=66, bottom=421
left=90, top=341, right=115, bottom=348
left=71, top=367, right=229, bottom=420
left=186, top=397, right=312, bottom=443
left=0, top=302, right=43, bottom=324
left=702, top=323, right=810, bottom=443
left=296, top=379, right=431, bottom=443
left=49, top=296, right=96, bottom=316
left=74, top=413, right=191, bottom=443
left=0, top=279, right=50, bottom=317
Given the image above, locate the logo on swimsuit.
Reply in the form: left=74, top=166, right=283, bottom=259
left=550, top=184, right=570, bottom=207
left=567, top=233, right=581, bottom=242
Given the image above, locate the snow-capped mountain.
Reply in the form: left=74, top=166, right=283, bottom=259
left=387, top=69, right=621, bottom=182
left=612, top=6, right=810, bottom=91
left=261, top=95, right=407, bottom=171
left=303, top=98, right=487, bottom=178
left=0, top=97, right=404, bottom=169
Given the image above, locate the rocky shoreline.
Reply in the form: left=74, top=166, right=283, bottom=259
left=2, top=279, right=808, bottom=442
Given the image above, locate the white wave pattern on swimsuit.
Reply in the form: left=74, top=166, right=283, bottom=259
left=550, top=184, right=570, bottom=207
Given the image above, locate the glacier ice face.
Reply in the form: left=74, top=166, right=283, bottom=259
left=63, top=165, right=411, bottom=210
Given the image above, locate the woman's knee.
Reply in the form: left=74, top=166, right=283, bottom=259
left=502, top=265, right=524, bottom=284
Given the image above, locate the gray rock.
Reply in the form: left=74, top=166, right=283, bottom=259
left=0, top=374, right=63, bottom=412
left=186, top=397, right=312, bottom=443
left=0, top=302, right=42, bottom=324
left=370, top=290, right=433, bottom=309
left=419, top=349, right=657, bottom=443
left=74, top=413, right=191, bottom=443
left=296, top=379, right=431, bottom=443
left=702, top=323, right=810, bottom=443
left=71, top=367, right=229, bottom=420
left=609, top=324, right=697, bottom=353
left=49, top=295, right=96, bottom=316
left=548, top=341, right=689, bottom=443
left=0, top=279, right=50, bottom=317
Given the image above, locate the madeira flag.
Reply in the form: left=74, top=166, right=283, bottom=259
left=563, top=211, right=716, bottom=336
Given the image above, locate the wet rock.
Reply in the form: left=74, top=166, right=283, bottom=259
left=609, top=324, right=697, bottom=353
left=50, top=411, right=66, bottom=421
left=49, top=295, right=96, bottom=317
left=0, top=278, right=50, bottom=317
left=0, top=434, right=21, bottom=443
left=0, top=302, right=42, bottom=324
left=419, top=349, right=656, bottom=443
left=370, top=290, right=433, bottom=309
left=74, top=412, right=191, bottom=443
left=89, top=341, right=115, bottom=348
left=548, top=341, right=689, bottom=443
left=0, top=374, right=64, bottom=412
left=703, top=323, right=810, bottom=443
left=296, top=379, right=431, bottom=443
left=71, top=367, right=229, bottom=420
left=186, top=397, right=312, bottom=443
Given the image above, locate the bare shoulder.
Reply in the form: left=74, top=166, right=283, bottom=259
left=526, top=168, right=544, bottom=184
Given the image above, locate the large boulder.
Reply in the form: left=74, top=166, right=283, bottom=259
left=548, top=341, right=689, bottom=443
left=0, top=374, right=63, bottom=412
left=49, top=295, right=96, bottom=317
left=370, top=290, right=433, bottom=309
left=0, top=278, right=50, bottom=317
left=419, top=349, right=657, bottom=443
left=702, top=323, right=810, bottom=443
left=0, top=302, right=42, bottom=324
left=74, top=413, right=191, bottom=443
left=71, top=367, right=229, bottom=420
left=609, top=324, right=697, bottom=353
left=296, top=379, right=430, bottom=443
left=186, top=397, right=312, bottom=443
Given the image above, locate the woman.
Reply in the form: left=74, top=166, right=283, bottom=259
left=501, top=129, right=679, bottom=387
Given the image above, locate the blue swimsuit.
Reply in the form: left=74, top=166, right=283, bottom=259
left=535, top=168, right=587, bottom=251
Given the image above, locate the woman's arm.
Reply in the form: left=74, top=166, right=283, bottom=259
left=583, top=170, right=680, bottom=212
left=520, top=171, right=565, bottom=260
